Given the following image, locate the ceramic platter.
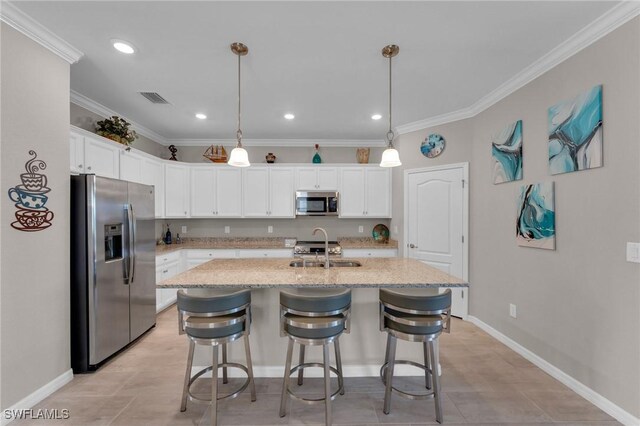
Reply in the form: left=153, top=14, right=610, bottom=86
left=421, top=133, right=446, bottom=158
left=372, top=224, right=390, bottom=243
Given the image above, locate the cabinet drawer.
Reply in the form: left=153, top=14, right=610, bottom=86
left=237, top=249, right=293, bottom=258
left=342, top=248, right=398, bottom=258
left=185, top=249, right=238, bottom=260
left=156, top=251, right=181, bottom=267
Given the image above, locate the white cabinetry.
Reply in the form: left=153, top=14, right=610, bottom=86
left=119, top=149, right=146, bottom=184
left=190, top=166, right=242, bottom=218
left=83, top=135, right=121, bottom=178
left=296, top=167, right=338, bottom=190
left=70, top=132, right=85, bottom=174
left=165, top=163, right=190, bottom=218
left=155, top=251, right=182, bottom=312
left=243, top=167, right=294, bottom=218
left=185, top=249, right=238, bottom=269
left=237, top=249, right=293, bottom=258
left=342, top=248, right=398, bottom=258
left=141, top=158, right=165, bottom=218
left=339, top=167, right=391, bottom=218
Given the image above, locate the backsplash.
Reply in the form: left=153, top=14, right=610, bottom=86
left=156, top=217, right=390, bottom=241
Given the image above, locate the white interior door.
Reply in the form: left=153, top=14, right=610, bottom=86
left=406, top=164, right=468, bottom=318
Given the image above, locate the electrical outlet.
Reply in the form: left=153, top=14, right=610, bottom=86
left=393, top=225, right=398, bottom=234
left=181, top=226, right=187, bottom=234
left=358, top=226, right=364, bottom=233
left=268, top=225, right=273, bottom=234
left=509, top=304, right=517, bottom=319
left=224, top=226, right=230, bottom=234
left=626, top=242, right=640, bottom=263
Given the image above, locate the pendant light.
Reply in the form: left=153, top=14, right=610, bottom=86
left=227, top=42, right=250, bottom=167
left=379, top=44, right=402, bottom=168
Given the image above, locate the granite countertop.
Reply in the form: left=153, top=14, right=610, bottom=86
left=156, top=237, right=399, bottom=254
left=158, top=257, right=467, bottom=289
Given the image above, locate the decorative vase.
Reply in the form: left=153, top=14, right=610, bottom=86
left=312, top=144, right=322, bottom=164
left=356, top=148, right=370, bottom=164
left=266, top=153, right=276, bottom=163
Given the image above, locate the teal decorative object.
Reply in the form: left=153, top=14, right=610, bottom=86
left=372, top=224, right=390, bottom=243
left=312, top=144, right=322, bottom=163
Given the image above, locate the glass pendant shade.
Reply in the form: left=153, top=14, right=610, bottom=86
left=380, top=147, right=402, bottom=167
left=227, top=146, right=250, bottom=167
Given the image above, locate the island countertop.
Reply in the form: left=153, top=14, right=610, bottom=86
left=158, top=257, right=468, bottom=289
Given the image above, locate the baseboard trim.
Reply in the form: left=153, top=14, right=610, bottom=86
left=192, top=364, right=418, bottom=379
left=467, top=315, right=640, bottom=426
left=1, top=369, right=74, bottom=426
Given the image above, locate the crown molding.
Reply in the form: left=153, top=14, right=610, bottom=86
left=0, top=1, right=83, bottom=64
left=397, top=1, right=640, bottom=135
left=71, top=90, right=169, bottom=145
left=168, top=138, right=386, bottom=148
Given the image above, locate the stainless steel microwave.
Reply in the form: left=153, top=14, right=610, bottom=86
left=295, top=191, right=339, bottom=216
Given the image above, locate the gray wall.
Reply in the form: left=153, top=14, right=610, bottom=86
left=1, top=24, right=71, bottom=408
left=391, top=18, right=640, bottom=417
left=70, top=103, right=166, bottom=158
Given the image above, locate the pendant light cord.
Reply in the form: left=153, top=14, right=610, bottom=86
left=236, top=52, right=243, bottom=147
left=386, top=53, right=395, bottom=147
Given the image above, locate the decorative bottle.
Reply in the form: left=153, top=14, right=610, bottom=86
left=312, top=144, right=322, bottom=164
left=165, top=225, right=172, bottom=245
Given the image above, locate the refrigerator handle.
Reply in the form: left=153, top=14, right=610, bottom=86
left=127, top=203, right=136, bottom=284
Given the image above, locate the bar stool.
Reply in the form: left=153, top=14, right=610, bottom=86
left=279, top=288, right=351, bottom=426
left=379, top=288, right=451, bottom=424
left=177, top=289, right=256, bottom=426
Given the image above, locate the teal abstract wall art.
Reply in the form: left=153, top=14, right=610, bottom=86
left=548, top=85, right=603, bottom=175
left=492, top=120, right=523, bottom=184
left=516, top=182, right=555, bottom=250
left=421, top=133, right=445, bottom=158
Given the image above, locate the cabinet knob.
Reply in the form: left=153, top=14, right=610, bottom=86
left=78, top=165, right=83, bottom=168
left=87, top=166, right=92, bottom=170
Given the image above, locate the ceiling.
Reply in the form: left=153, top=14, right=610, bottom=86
left=16, top=1, right=617, bottom=142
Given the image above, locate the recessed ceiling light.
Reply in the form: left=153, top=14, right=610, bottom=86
left=284, top=113, right=295, bottom=120
left=111, top=39, right=136, bottom=54
left=371, top=114, right=382, bottom=120
left=195, top=113, right=207, bottom=120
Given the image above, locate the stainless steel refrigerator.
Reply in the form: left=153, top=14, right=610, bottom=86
left=71, top=174, right=156, bottom=373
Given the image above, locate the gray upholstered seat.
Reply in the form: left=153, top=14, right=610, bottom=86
left=380, top=288, right=449, bottom=312
left=280, top=288, right=351, bottom=313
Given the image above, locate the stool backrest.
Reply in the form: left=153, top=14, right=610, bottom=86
left=177, top=289, right=251, bottom=335
left=379, top=289, right=452, bottom=334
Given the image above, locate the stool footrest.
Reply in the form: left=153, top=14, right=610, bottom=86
left=188, top=363, right=251, bottom=403
left=380, top=360, right=435, bottom=400
left=286, top=362, right=343, bottom=404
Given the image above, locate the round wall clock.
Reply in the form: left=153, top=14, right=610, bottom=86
left=421, top=133, right=446, bottom=158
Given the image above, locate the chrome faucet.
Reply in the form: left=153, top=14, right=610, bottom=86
left=312, top=227, right=330, bottom=269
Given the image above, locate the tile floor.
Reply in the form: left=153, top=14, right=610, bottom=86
left=13, top=308, right=619, bottom=425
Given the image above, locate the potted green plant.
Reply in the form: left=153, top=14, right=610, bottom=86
left=95, top=116, right=138, bottom=146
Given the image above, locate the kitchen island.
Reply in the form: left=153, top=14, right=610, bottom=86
left=158, top=257, right=467, bottom=377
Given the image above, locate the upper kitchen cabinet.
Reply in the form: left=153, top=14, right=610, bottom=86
left=339, top=167, right=391, bottom=218
left=119, top=149, right=146, bottom=184
left=69, top=128, right=121, bottom=179
left=165, top=163, right=190, bottom=217
left=190, top=165, right=242, bottom=218
left=121, top=150, right=165, bottom=218
left=295, top=166, right=339, bottom=190
left=243, top=167, right=294, bottom=218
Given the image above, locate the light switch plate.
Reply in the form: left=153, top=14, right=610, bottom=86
left=509, top=304, right=517, bottom=318
left=358, top=226, right=364, bottom=233
left=268, top=226, right=273, bottom=234
left=626, top=242, right=640, bottom=263
left=224, top=226, right=230, bottom=234
left=181, top=226, right=187, bottom=234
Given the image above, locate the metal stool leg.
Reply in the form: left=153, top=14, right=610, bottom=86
left=244, top=334, right=257, bottom=402
left=297, top=344, right=305, bottom=386
left=323, top=343, right=332, bottom=426
left=222, top=343, right=228, bottom=384
left=383, top=335, right=397, bottom=415
left=428, top=338, right=443, bottom=424
left=424, top=341, right=432, bottom=390
left=211, top=345, right=219, bottom=426
left=180, top=340, right=195, bottom=412
left=279, top=338, right=294, bottom=417
left=384, top=333, right=391, bottom=366
left=334, top=338, right=344, bottom=395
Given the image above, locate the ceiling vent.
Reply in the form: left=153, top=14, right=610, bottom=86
left=139, top=92, right=170, bottom=104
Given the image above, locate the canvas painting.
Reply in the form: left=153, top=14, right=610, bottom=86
left=516, top=182, right=555, bottom=250
left=548, top=85, right=602, bottom=175
left=492, top=120, right=523, bottom=184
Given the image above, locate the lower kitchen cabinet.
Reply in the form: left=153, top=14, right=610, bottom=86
left=342, top=248, right=398, bottom=258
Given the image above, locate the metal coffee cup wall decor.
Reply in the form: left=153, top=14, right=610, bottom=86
left=421, top=133, right=446, bottom=158
left=7, top=150, right=54, bottom=232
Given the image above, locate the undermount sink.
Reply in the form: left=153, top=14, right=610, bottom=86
left=289, top=259, right=362, bottom=268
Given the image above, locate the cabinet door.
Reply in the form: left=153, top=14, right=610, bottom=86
left=84, top=136, right=120, bottom=178
left=119, top=150, right=146, bottom=184
left=190, top=167, right=216, bottom=217
left=339, top=168, right=365, bottom=217
left=242, top=167, right=269, bottom=217
left=317, top=167, right=338, bottom=190
left=142, top=159, right=164, bottom=218
left=216, top=168, right=242, bottom=217
left=296, top=167, right=318, bottom=190
left=164, top=164, right=189, bottom=217
left=269, top=168, right=295, bottom=218
left=365, top=168, right=391, bottom=217
left=70, top=132, right=85, bottom=173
